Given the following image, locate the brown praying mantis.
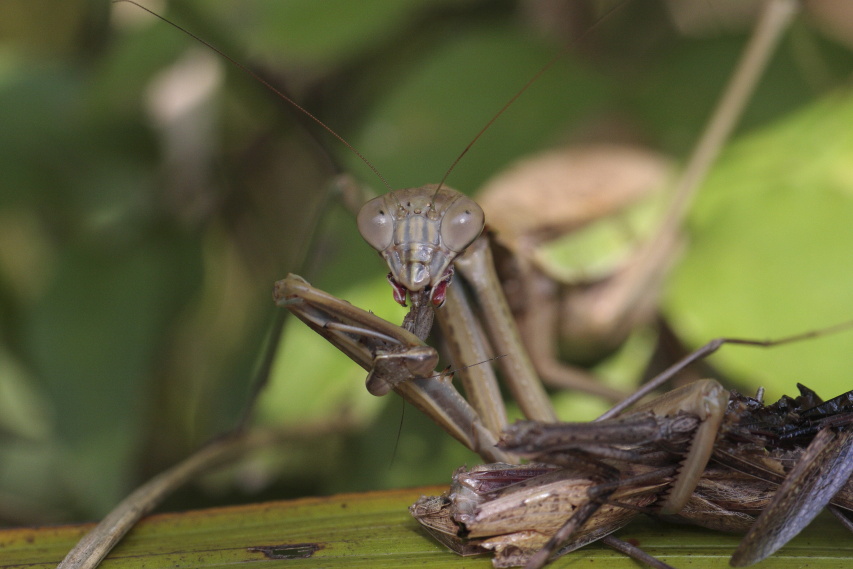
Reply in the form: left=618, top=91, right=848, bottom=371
left=252, top=0, right=853, bottom=467
left=266, top=2, right=850, bottom=568
left=281, top=239, right=853, bottom=566
left=270, top=1, right=853, bottom=566
left=270, top=0, right=814, bottom=456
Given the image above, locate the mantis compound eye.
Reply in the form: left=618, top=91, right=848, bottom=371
left=357, top=194, right=394, bottom=251
left=439, top=194, right=484, bottom=253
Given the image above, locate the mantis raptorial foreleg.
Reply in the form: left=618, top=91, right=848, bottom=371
left=275, top=274, right=510, bottom=462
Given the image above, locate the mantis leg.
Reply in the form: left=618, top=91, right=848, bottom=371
left=275, top=274, right=511, bottom=462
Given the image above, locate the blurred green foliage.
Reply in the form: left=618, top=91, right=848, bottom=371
left=0, top=0, right=852, bottom=530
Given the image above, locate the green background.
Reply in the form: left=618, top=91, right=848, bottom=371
left=0, top=0, right=852, bottom=533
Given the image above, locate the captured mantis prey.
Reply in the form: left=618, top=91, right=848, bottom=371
left=411, top=380, right=853, bottom=568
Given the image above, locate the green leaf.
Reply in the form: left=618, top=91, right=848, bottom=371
left=4, top=487, right=851, bottom=568
left=666, top=90, right=853, bottom=401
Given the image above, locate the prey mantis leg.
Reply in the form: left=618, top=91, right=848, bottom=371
left=412, top=379, right=723, bottom=568
left=500, top=379, right=729, bottom=516
left=730, top=427, right=853, bottom=566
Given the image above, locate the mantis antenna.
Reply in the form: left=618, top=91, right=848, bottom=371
left=113, top=0, right=394, bottom=193
left=430, top=0, right=631, bottom=203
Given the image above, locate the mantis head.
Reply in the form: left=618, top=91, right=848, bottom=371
left=357, top=185, right=484, bottom=307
